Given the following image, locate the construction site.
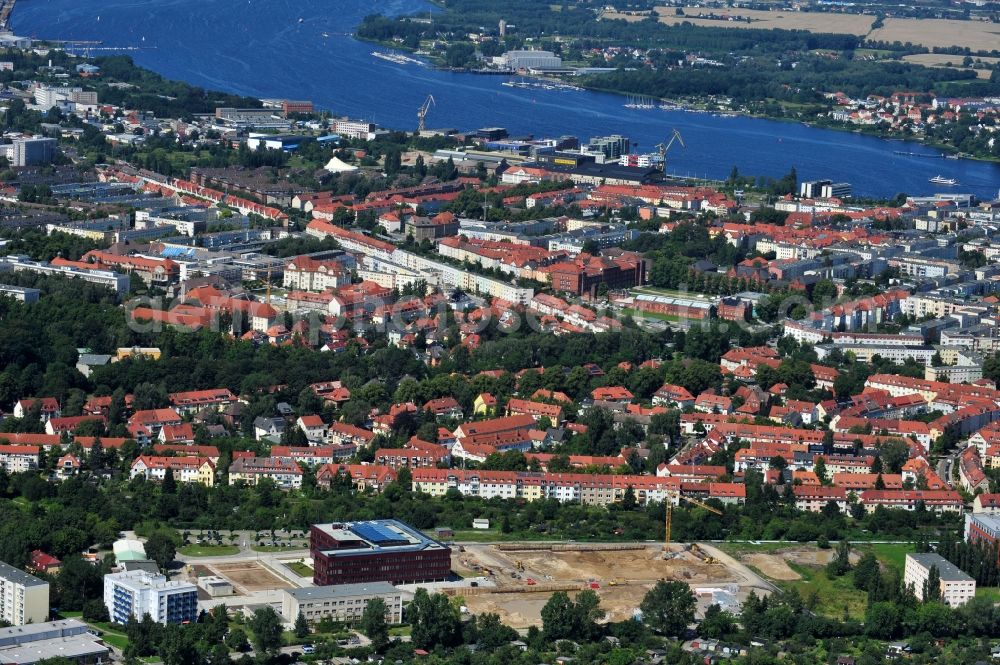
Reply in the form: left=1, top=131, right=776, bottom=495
left=448, top=541, right=774, bottom=629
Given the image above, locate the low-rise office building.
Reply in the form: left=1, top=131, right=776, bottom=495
left=310, top=519, right=451, bottom=587
left=280, top=582, right=403, bottom=625
left=0, top=619, right=109, bottom=665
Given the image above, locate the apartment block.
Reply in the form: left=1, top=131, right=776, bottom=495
left=103, top=570, right=197, bottom=625
left=0, top=561, right=49, bottom=626
left=904, top=553, right=975, bottom=607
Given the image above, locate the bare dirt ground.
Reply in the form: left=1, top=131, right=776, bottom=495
left=464, top=586, right=652, bottom=628
left=457, top=543, right=770, bottom=628
left=870, top=18, right=1000, bottom=52
left=211, top=562, right=287, bottom=593
left=735, top=546, right=862, bottom=582
left=744, top=553, right=801, bottom=580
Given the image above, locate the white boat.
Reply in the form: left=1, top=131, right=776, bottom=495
left=929, top=175, right=958, bottom=185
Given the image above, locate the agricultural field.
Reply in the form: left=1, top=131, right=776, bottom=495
left=653, top=7, right=875, bottom=35
left=870, top=18, right=1000, bottom=52
left=901, top=53, right=999, bottom=79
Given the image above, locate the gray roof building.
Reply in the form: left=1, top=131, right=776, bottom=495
left=0, top=561, right=47, bottom=588
left=906, top=552, right=973, bottom=581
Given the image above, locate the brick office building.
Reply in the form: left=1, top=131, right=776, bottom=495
left=310, top=519, right=451, bottom=586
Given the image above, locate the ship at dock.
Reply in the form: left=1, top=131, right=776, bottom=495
left=371, top=51, right=425, bottom=66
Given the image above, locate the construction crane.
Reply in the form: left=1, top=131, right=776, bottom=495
left=655, top=128, right=686, bottom=173
left=664, top=494, right=723, bottom=555
left=417, top=94, right=435, bottom=133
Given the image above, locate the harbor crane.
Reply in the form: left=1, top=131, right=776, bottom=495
left=417, top=94, right=435, bottom=132
left=664, top=493, right=723, bottom=556
left=655, top=128, right=686, bottom=173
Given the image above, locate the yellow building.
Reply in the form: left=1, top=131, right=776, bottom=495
left=473, top=393, right=497, bottom=416
left=115, top=346, right=162, bottom=362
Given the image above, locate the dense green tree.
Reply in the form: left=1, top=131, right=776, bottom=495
left=640, top=580, right=696, bottom=637
left=360, top=597, right=390, bottom=652
left=248, top=606, right=283, bottom=657
left=144, top=530, right=177, bottom=572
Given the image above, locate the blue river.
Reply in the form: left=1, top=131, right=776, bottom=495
left=12, top=0, right=1000, bottom=198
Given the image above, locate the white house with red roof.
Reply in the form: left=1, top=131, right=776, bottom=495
left=13, top=397, right=60, bottom=422
left=158, top=423, right=196, bottom=444
left=0, top=444, right=40, bottom=472
left=296, top=415, right=328, bottom=443
left=590, top=386, right=634, bottom=406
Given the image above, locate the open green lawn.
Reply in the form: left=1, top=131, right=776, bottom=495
left=82, top=620, right=130, bottom=650
left=714, top=541, right=914, bottom=620
left=178, top=544, right=240, bottom=557
left=975, top=587, right=1000, bottom=602
left=287, top=561, right=314, bottom=577
left=782, top=562, right=869, bottom=620
left=389, top=625, right=412, bottom=637
left=715, top=541, right=792, bottom=556
left=622, top=307, right=683, bottom=322
left=251, top=544, right=306, bottom=552
left=632, top=286, right=712, bottom=299
left=860, top=543, right=915, bottom=572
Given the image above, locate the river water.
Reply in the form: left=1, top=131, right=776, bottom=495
left=12, top=0, right=1000, bottom=198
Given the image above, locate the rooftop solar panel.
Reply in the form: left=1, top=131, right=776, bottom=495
left=350, top=522, right=405, bottom=545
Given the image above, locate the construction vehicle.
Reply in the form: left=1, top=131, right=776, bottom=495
left=417, top=94, right=435, bottom=132
left=690, top=543, right=718, bottom=565
left=664, top=494, right=724, bottom=558
left=515, top=560, right=524, bottom=571
left=655, top=128, right=686, bottom=173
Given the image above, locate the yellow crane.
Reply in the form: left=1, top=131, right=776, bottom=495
left=655, top=128, right=686, bottom=173
left=664, top=494, right=723, bottom=554
left=417, top=94, right=435, bottom=132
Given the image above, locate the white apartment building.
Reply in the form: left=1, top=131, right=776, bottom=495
left=103, top=570, right=198, bottom=625
left=280, top=583, right=404, bottom=625
left=0, top=561, right=49, bottom=626
left=0, top=445, right=40, bottom=473
left=33, top=86, right=97, bottom=109
left=904, top=553, right=975, bottom=607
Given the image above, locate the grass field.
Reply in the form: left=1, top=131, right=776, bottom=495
left=251, top=544, right=305, bottom=552
left=632, top=286, right=709, bottom=298
left=622, top=307, right=683, bottom=322
left=287, top=561, right=314, bottom=577
left=783, top=562, right=869, bottom=619
left=717, top=541, right=915, bottom=620
left=83, top=620, right=130, bottom=650
left=178, top=544, right=240, bottom=557
left=859, top=543, right=914, bottom=572
left=716, top=541, right=792, bottom=555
